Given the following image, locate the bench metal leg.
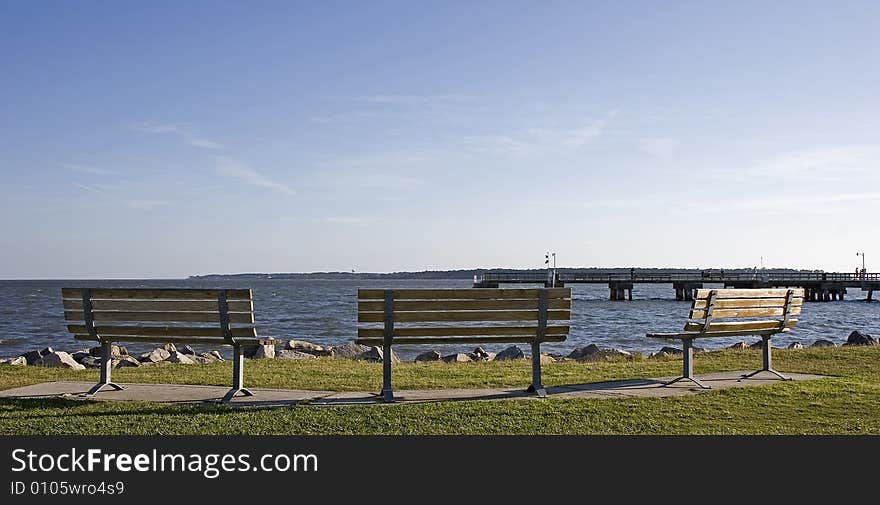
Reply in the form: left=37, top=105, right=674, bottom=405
left=380, top=343, right=395, bottom=403
left=526, top=342, right=547, bottom=398
left=81, top=342, right=124, bottom=397
left=222, top=345, right=253, bottom=404
left=661, top=338, right=711, bottom=390
left=741, top=336, right=791, bottom=381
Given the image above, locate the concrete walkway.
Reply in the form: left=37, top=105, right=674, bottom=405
left=0, top=370, right=825, bottom=407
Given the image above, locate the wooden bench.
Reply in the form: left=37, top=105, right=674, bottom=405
left=356, top=288, right=571, bottom=402
left=63, top=288, right=274, bottom=403
left=646, top=288, right=805, bottom=389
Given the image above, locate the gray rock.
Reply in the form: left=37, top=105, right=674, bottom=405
left=35, top=351, right=85, bottom=370
left=78, top=356, right=102, bottom=368
left=648, top=346, right=683, bottom=359
left=358, top=346, right=401, bottom=363
left=251, top=344, right=275, bottom=360
left=113, top=356, right=141, bottom=368
left=166, top=351, right=196, bottom=364
left=179, top=345, right=196, bottom=355
left=442, top=353, right=473, bottom=363
left=201, top=351, right=224, bottom=362
left=89, top=345, right=128, bottom=358
left=329, top=342, right=372, bottom=359
left=0, top=356, right=27, bottom=366
left=567, top=344, right=632, bottom=362
left=470, top=347, right=491, bottom=361
left=139, top=348, right=171, bottom=363
left=787, top=342, right=804, bottom=350
left=727, top=342, right=749, bottom=350
left=811, top=339, right=837, bottom=347
left=162, top=343, right=177, bottom=354
left=189, top=355, right=214, bottom=364
left=494, top=345, right=525, bottom=361
left=844, top=330, right=877, bottom=346
left=749, top=340, right=765, bottom=350
left=22, top=347, right=53, bottom=365
left=485, top=352, right=497, bottom=361
left=71, top=350, right=91, bottom=362
left=275, top=350, right=318, bottom=360
left=414, top=350, right=442, bottom=362
left=539, top=353, right=556, bottom=365
left=284, top=340, right=329, bottom=356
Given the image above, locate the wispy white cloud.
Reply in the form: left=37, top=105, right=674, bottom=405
left=528, top=196, right=671, bottom=210
left=125, top=199, right=171, bottom=209
left=307, top=152, right=429, bottom=192
left=323, top=216, right=377, bottom=226
left=561, top=111, right=618, bottom=147
left=63, top=163, right=121, bottom=176
left=746, top=146, right=880, bottom=179
left=463, top=110, right=618, bottom=157
left=694, top=192, right=880, bottom=215
left=73, top=183, right=106, bottom=195
left=215, top=158, right=294, bottom=195
left=351, top=94, right=476, bottom=105
left=638, top=138, right=681, bottom=159
left=72, top=183, right=171, bottom=209
left=130, top=122, right=224, bottom=149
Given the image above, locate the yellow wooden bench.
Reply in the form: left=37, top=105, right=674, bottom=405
left=63, top=287, right=274, bottom=403
left=647, top=288, right=805, bottom=388
left=356, top=288, right=571, bottom=402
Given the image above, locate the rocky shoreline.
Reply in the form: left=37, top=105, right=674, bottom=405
left=0, top=331, right=875, bottom=370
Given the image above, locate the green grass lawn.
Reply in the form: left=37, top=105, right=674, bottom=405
left=1, top=346, right=879, bottom=435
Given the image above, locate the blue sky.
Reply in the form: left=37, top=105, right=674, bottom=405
left=2, top=1, right=878, bottom=278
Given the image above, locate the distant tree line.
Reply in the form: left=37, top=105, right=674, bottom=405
left=189, top=266, right=821, bottom=281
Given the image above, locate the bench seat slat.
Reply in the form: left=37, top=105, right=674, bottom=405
left=67, top=324, right=257, bottom=338
left=63, top=299, right=253, bottom=312
left=682, top=319, right=797, bottom=333
left=357, top=288, right=570, bottom=300
left=65, top=311, right=255, bottom=324
left=647, top=328, right=791, bottom=340
left=358, top=325, right=570, bottom=338
left=356, top=335, right=568, bottom=345
left=62, top=288, right=252, bottom=301
left=357, top=298, right=571, bottom=312
left=358, top=310, right=570, bottom=323
left=688, top=305, right=802, bottom=319
left=73, top=334, right=272, bottom=345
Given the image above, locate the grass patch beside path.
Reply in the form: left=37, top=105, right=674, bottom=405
left=1, top=346, right=878, bottom=435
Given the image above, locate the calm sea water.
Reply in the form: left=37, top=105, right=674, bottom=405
left=1, top=279, right=876, bottom=360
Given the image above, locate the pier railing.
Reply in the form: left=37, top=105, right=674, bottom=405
left=474, top=271, right=880, bottom=284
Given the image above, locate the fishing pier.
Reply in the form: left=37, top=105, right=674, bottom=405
left=473, top=270, right=880, bottom=302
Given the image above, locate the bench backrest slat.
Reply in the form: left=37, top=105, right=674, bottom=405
left=61, top=288, right=252, bottom=300
left=66, top=324, right=258, bottom=339
left=689, top=306, right=803, bottom=320
left=357, top=288, right=570, bottom=300
left=63, top=288, right=256, bottom=342
left=683, top=288, right=804, bottom=335
left=358, top=309, right=571, bottom=323
left=62, top=299, right=254, bottom=312
left=357, top=325, right=570, bottom=339
left=356, top=288, right=572, bottom=343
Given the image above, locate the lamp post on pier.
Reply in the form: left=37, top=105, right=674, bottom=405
left=856, top=252, right=866, bottom=279
left=545, top=251, right=556, bottom=287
